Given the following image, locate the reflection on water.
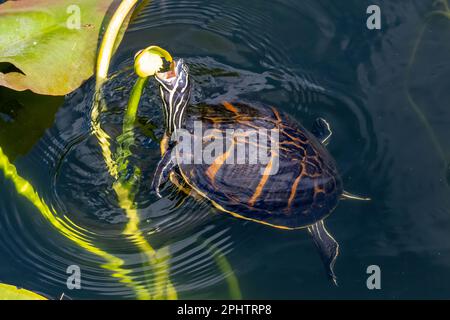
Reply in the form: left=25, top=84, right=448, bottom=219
left=1, top=0, right=450, bottom=299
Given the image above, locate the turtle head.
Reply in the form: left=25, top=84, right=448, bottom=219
left=155, top=59, right=191, bottom=134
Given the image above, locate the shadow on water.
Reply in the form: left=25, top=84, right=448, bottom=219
left=0, top=87, right=63, bottom=161
left=1, top=0, right=450, bottom=299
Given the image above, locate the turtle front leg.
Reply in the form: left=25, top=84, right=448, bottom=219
left=311, top=118, right=332, bottom=146
left=307, top=220, right=339, bottom=285
left=151, top=148, right=177, bottom=198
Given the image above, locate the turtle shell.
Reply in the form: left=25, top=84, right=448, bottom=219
left=176, top=101, right=343, bottom=229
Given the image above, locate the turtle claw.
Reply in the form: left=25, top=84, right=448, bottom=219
left=154, top=188, right=163, bottom=199
left=332, top=277, right=338, bottom=287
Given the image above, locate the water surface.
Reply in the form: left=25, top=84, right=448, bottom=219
left=1, top=0, right=450, bottom=299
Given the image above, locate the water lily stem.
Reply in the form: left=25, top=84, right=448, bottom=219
left=125, top=77, right=148, bottom=129
left=115, top=74, right=177, bottom=300
left=92, top=0, right=177, bottom=299
left=96, top=0, right=140, bottom=91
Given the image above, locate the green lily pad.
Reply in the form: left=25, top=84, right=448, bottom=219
left=0, top=283, right=48, bottom=300
left=0, top=0, right=115, bottom=96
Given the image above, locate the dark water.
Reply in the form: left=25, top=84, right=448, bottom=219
left=1, top=0, right=450, bottom=299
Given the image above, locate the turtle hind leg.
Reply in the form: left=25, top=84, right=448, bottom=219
left=151, top=149, right=177, bottom=198
left=307, top=220, right=339, bottom=285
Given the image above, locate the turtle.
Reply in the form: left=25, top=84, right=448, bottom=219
left=150, top=59, right=369, bottom=284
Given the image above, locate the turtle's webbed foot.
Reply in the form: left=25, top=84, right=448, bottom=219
left=307, top=220, right=339, bottom=286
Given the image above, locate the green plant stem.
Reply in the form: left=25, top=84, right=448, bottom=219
left=96, top=0, right=140, bottom=91
left=125, top=77, right=149, bottom=132
left=114, top=75, right=177, bottom=300
left=212, top=247, right=242, bottom=300
left=91, top=0, right=177, bottom=299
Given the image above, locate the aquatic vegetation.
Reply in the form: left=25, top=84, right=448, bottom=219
left=0, top=0, right=166, bottom=300
left=209, top=244, right=242, bottom=300
left=0, top=283, right=47, bottom=300
left=92, top=0, right=178, bottom=298
left=113, top=61, right=175, bottom=299
left=91, top=0, right=146, bottom=180
left=95, top=0, right=141, bottom=91
left=406, top=0, right=450, bottom=175
left=0, top=0, right=116, bottom=95
left=0, top=146, right=151, bottom=299
left=93, top=0, right=240, bottom=297
left=3, top=0, right=450, bottom=300
left=0, top=0, right=242, bottom=300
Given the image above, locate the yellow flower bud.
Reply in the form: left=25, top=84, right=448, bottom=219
left=134, top=50, right=164, bottom=77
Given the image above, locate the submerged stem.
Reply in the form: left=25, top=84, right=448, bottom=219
left=111, top=72, right=181, bottom=299
left=92, top=0, right=240, bottom=299
left=209, top=244, right=242, bottom=299
left=0, top=147, right=150, bottom=300
left=114, top=75, right=177, bottom=299
left=405, top=7, right=450, bottom=171
left=92, top=0, right=176, bottom=299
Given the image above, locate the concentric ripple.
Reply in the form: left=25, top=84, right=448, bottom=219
left=1, top=0, right=425, bottom=300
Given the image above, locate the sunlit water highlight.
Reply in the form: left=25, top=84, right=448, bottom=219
left=1, top=0, right=450, bottom=299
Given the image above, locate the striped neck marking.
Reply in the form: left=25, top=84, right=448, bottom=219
left=159, top=71, right=190, bottom=134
